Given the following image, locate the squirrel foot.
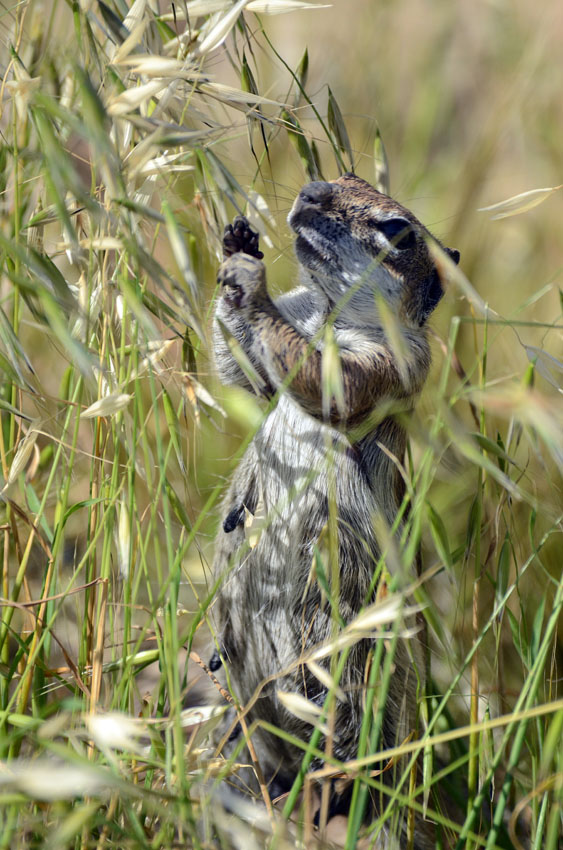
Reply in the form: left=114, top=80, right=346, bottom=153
left=208, top=648, right=223, bottom=671
left=223, top=215, right=264, bottom=260
left=223, top=503, right=246, bottom=533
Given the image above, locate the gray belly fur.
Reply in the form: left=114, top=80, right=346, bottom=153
left=212, top=394, right=419, bottom=788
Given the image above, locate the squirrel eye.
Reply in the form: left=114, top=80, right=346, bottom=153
left=377, top=217, right=416, bottom=250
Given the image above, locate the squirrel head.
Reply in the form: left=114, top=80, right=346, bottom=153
left=287, top=173, right=459, bottom=328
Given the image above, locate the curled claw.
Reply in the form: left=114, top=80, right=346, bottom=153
left=222, top=226, right=242, bottom=259
left=209, top=649, right=223, bottom=671
left=217, top=265, right=244, bottom=307
left=223, top=215, right=264, bottom=260
left=222, top=283, right=244, bottom=309
left=223, top=503, right=246, bottom=533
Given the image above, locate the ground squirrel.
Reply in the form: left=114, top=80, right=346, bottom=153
left=210, top=174, right=459, bottom=846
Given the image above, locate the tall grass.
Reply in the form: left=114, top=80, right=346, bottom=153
left=0, top=1, right=561, bottom=848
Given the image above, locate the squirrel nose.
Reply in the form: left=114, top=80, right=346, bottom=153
left=298, top=181, right=335, bottom=206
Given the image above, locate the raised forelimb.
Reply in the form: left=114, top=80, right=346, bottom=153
left=217, top=251, right=425, bottom=425
left=213, top=216, right=273, bottom=395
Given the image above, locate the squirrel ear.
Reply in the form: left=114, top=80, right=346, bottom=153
left=446, top=247, right=460, bottom=265
left=377, top=217, right=416, bottom=250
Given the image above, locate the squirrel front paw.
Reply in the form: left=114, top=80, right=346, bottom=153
left=218, top=252, right=267, bottom=310
left=223, top=215, right=264, bottom=260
